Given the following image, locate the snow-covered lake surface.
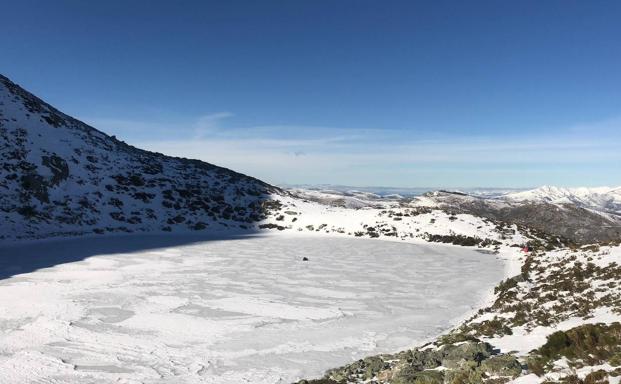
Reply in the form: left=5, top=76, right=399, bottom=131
left=0, top=234, right=504, bottom=383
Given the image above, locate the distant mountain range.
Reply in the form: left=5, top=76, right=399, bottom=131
left=282, top=184, right=527, bottom=198
left=286, top=184, right=621, bottom=214
left=504, top=185, right=621, bottom=215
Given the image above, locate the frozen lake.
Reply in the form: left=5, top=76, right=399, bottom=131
left=0, top=234, right=504, bottom=383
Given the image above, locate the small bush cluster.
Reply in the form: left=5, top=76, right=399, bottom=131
left=528, top=322, right=621, bottom=375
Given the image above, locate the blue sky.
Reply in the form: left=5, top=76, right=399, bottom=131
left=2, top=1, right=620, bottom=187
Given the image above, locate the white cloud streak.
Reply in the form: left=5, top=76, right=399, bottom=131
left=83, top=113, right=621, bottom=187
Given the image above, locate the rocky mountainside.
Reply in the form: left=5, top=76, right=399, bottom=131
left=0, top=74, right=282, bottom=242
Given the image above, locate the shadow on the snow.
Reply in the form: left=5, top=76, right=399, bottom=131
left=0, top=230, right=263, bottom=281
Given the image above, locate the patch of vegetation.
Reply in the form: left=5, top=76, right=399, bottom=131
left=481, top=250, right=621, bottom=331
left=528, top=322, right=621, bottom=376
left=17, top=205, right=38, bottom=218
left=41, top=154, right=69, bottom=185
left=462, top=317, right=513, bottom=338
left=258, top=223, right=286, bottom=230
left=426, top=234, right=499, bottom=247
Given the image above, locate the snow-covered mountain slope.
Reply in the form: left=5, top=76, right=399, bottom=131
left=505, top=185, right=621, bottom=214
left=413, top=190, right=621, bottom=245
left=261, top=193, right=531, bottom=248
left=0, top=74, right=282, bottom=242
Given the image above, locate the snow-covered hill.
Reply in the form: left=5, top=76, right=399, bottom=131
left=412, top=190, right=621, bottom=245
left=505, top=185, right=621, bottom=215
left=0, top=74, right=282, bottom=242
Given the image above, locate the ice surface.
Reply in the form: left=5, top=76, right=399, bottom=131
left=0, top=234, right=503, bottom=383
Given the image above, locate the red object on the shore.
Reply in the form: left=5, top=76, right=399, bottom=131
left=521, top=247, right=530, bottom=253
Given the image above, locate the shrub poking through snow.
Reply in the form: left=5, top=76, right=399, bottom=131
left=528, top=322, right=621, bottom=376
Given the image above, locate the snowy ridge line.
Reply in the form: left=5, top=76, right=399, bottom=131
left=504, top=185, right=621, bottom=214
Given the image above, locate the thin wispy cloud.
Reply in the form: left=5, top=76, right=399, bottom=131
left=193, top=112, right=234, bottom=139
left=98, top=113, right=619, bottom=188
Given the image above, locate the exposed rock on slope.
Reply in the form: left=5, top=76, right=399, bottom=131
left=0, top=74, right=282, bottom=241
